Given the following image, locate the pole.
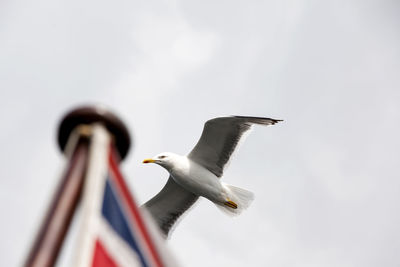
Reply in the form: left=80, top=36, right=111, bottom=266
left=24, top=106, right=131, bottom=267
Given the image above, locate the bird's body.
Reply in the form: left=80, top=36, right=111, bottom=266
left=168, top=155, right=224, bottom=204
left=142, top=116, right=282, bottom=236
left=157, top=153, right=236, bottom=210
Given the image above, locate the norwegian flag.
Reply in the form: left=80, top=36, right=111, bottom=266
left=73, top=124, right=176, bottom=267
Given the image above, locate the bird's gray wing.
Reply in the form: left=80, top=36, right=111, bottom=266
left=188, top=116, right=282, bottom=177
left=143, top=176, right=199, bottom=237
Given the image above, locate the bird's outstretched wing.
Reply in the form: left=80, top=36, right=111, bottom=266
left=188, top=116, right=282, bottom=177
left=143, top=177, right=199, bottom=237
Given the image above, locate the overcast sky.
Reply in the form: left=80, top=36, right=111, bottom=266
left=1, top=0, right=400, bottom=266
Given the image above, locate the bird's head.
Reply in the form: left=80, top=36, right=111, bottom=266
left=142, top=152, right=178, bottom=170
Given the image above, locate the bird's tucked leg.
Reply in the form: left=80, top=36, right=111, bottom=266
left=224, top=199, right=238, bottom=209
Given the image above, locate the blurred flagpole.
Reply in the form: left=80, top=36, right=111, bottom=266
left=24, top=106, right=177, bottom=267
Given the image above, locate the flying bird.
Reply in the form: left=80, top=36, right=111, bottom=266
left=142, top=116, right=282, bottom=236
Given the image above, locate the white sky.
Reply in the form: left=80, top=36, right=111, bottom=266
left=1, top=0, right=400, bottom=266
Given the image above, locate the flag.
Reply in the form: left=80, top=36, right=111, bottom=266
left=74, top=124, right=176, bottom=267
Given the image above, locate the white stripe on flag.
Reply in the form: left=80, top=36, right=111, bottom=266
left=74, top=124, right=111, bottom=267
left=97, top=217, right=142, bottom=266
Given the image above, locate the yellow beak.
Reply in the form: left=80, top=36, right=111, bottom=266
left=143, top=158, right=156, bottom=164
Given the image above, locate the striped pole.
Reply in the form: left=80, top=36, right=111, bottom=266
left=24, top=106, right=131, bottom=267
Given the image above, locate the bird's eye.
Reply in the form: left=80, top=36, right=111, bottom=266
left=159, top=155, right=166, bottom=159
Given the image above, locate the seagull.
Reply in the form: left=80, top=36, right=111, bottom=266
left=142, top=116, right=282, bottom=236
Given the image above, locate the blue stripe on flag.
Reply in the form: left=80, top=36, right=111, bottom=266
left=101, top=177, right=148, bottom=267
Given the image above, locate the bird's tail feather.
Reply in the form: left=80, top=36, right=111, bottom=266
left=215, top=183, right=254, bottom=216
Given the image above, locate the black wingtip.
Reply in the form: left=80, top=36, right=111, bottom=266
left=271, top=119, right=284, bottom=124
left=233, top=116, right=283, bottom=125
